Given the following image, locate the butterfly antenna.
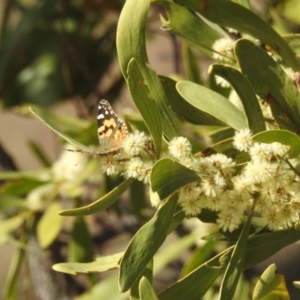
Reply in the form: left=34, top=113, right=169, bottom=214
left=74, top=154, right=90, bottom=167
left=63, top=148, right=92, bottom=166
left=63, top=148, right=85, bottom=153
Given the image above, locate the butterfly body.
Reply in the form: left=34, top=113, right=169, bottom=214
left=96, top=99, right=128, bottom=155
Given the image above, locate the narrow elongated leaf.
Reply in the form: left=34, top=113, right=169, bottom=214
left=158, top=229, right=300, bottom=299
left=131, top=260, right=153, bottom=300
left=244, top=230, right=300, bottom=269
left=1, top=178, right=45, bottom=196
left=208, top=138, right=250, bottom=164
left=3, top=217, right=32, bottom=300
left=293, top=281, right=300, bottom=290
left=117, top=0, right=180, bottom=141
left=0, top=214, right=26, bottom=236
left=76, top=274, right=129, bottom=300
left=140, top=277, right=159, bottom=300
left=236, top=39, right=300, bottom=132
left=210, top=64, right=265, bottom=134
left=175, top=0, right=298, bottom=69
left=37, top=202, right=63, bottom=249
left=154, top=232, right=200, bottom=275
left=119, top=193, right=178, bottom=292
left=233, top=0, right=251, bottom=9
left=130, top=180, right=148, bottom=221
left=156, top=1, right=220, bottom=58
left=69, top=217, right=94, bottom=263
left=177, top=81, right=248, bottom=130
left=205, top=217, right=267, bottom=243
left=0, top=196, right=25, bottom=210
left=60, top=178, right=134, bottom=216
left=180, top=241, right=215, bottom=278
left=253, top=264, right=290, bottom=300
left=160, top=75, right=224, bottom=126
left=182, top=43, right=202, bottom=84
left=158, top=248, right=229, bottom=300
left=252, top=130, right=300, bottom=158
left=30, top=106, right=91, bottom=152
left=219, top=213, right=253, bottom=300
left=127, top=58, right=162, bottom=153
left=28, top=140, right=52, bottom=167
left=168, top=210, right=185, bottom=234
left=151, top=158, right=199, bottom=200
left=52, top=252, right=123, bottom=274
left=0, top=169, right=50, bottom=181
left=284, top=34, right=300, bottom=64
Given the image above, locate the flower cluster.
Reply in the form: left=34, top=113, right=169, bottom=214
left=65, top=126, right=299, bottom=233
left=212, top=38, right=236, bottom=62
left=172, top=130, right=300, bottom=232
left=98, top=131, right=156, bottom=184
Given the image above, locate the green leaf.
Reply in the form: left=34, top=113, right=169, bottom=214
left=210, top=64, right=265, bottom=134
left=293, top=281, right=300, bottom=290
left=182, top=43, right=202, bottom=84
left=207, top=138, right=250, bottom=164
left=0, top=169, right=50, bottom=181
left=252, top=130, right=300, bottom=158
left=284, top=34, right=300, bottom=60
left=176, top=81, right=248, bottom=130
left=140, top=277, right=159, bottom=300
left=117, top=0, right=180, bottom=141
left=205, top=217, right=267, bottom=243
left=119, top=193, right=178, bottom=292
left=3, top=216, right=32, bottom=300
left=160, top=75, right=225, bottom=126
left=209, top=127, right=235, bottom=144
left=197, top=208, right=218, bottom=224
left=151, top=158, right=199, bottom=200
left=69, top=217, right=94, bottom=263
left=60, top=178, right=134, bottom=216
left=76, top=274, right=129, bottom=300
left=180, top=241, right=215, bottom=278
left=158, top=229, right=300, bottom=299
left=1, top=177, right=45, bottom=196
left=156, top=1, right=220, bottom=58
left=219, top=213, right=253, bottom=300
left=28, top=139, right=52, bottom=167
left=131, top=260, right=153, bottom=300
left=0, top=196, right=26, bottom=211
left=0, top=214, right=26, bottom=236
left=175, top=0, right=298, bottom=69
left=233, top=0, right=251, bottom=9
left=158, top=248, right=229, bottom=300
left=235, top=39, right=300, bottom=132
left=29, top=106, right=91, bottom=152
left=154, top=232, right=200, bottom=275
left=168, top=209, right=185, bottom=234
left=127, top=58, right=162, bottom=154
left=244, top=230, right=300, bottom=269
left=52, top=252, right=123, bottom=274
left=130, top=180, right=148, bottom=222
left=37, top=202, right=63, bottom=249
left=253, top=264, right=290, bottom=300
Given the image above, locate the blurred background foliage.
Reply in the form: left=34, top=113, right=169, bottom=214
left=2, top=0, right=300, bottom=109
left=2, top=0, right=300, bottom=299
left=0, top=0, right=125, bottom=109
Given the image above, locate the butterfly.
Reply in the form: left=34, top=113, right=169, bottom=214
left=96, top=99, right=128, bottom=155
left=65, top=99, right=128, bottom=157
